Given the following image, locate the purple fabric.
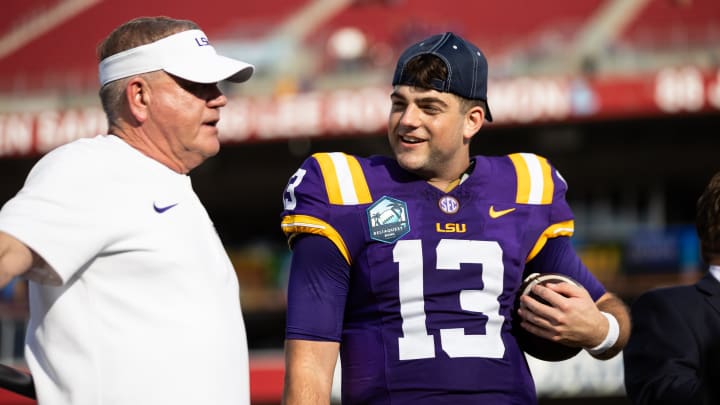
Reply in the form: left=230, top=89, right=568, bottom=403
left=286, top=234, right=349, bottom=341
left=525, top=236, right=606, bottom=300
left=282, top=154, right=601, bottom=404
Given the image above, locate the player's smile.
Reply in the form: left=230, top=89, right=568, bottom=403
left=399, top=135, right=424, bottom=144
left=388, top=85, right=476, bottom=190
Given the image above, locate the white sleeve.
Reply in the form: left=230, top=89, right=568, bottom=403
left=0, top=144, right=111, bottom=285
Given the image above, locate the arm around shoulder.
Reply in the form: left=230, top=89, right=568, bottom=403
left=283, top=339, right=340, bottom=405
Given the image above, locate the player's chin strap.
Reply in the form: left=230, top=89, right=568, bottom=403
left=0, top=363, right=36, bottom=399
left=586, top=311, right=620, bottom=356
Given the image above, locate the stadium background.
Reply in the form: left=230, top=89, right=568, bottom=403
left=0, top=0, right=719, bottom=403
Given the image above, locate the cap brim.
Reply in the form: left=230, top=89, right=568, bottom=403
left=485, top=104, right=493, bottom=122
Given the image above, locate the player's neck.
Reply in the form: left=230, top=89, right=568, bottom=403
left=426, top=159, right=476, bottom=193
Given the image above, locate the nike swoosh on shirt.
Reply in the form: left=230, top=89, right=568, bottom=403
left=153, top=202, right=179, bottom=213
left=489, top=206, right=516, bottom=219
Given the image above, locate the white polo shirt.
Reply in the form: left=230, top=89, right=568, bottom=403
left=0, top=135, right=249, bottom=405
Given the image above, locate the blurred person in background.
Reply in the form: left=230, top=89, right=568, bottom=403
left=280, top=32, right=630, bottom=404
left=0, top=16, right=254, bottom=405
left=623, top=171, right=720, bottom=404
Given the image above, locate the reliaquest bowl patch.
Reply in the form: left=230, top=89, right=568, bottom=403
left=367, top=195, right=410, bottom=243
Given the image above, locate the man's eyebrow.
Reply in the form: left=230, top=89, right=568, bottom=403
left=415, top=96, right=449, bottom=108
left=390, top=92, right=448, bottom=107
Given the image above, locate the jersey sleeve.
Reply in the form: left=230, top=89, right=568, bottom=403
left=281, top=153, right=371, bottom=341
left=525, top=237, right=606, bottom=300
left=280, top=152, right=372, bottom=265
left=285, top=234, right=349, bottom=341
left=507, top=153, right=575, bottom=262
left=509, top=153, right=605, bottom=299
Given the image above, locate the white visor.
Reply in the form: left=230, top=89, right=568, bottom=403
left=98, top=29, right=254, bottom=86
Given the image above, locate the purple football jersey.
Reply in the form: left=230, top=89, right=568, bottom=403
left=281, top=152, right=604, bottom=404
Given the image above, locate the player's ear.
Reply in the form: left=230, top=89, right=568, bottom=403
left=463, top=105, right=484, bottom=141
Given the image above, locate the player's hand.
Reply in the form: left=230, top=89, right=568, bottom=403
left=517, top=282, right=607, bottom=349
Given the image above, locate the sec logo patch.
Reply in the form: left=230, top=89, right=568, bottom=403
left=438, top=195, right=459, bottom=214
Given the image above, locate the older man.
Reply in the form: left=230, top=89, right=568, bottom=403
left=0, top=16, right=254, bottom=405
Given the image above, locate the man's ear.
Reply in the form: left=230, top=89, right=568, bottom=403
left=126, top=77, right=150, bottom=123
left=464, top=105, right=484, bottom=141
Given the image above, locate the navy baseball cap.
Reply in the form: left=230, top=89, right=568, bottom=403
left=392, top=32, right=493, bottom=122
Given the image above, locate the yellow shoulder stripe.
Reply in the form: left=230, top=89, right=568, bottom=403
left=281, top=214, right=352, bottom=264
left=313, top=152, right=372, bottom=205
left=526, top=220, right=575, bottom=262
left=509, top=153, right=554, bottom=205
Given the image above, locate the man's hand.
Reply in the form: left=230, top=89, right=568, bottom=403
left=518, top=284, right=630, bottom=359
left=518, top=281, right=608, bottom=348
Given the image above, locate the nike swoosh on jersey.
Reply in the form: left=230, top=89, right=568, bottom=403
left=489, top=206, right=516, bottom=219
left=153, top=202, right=179, bottom=213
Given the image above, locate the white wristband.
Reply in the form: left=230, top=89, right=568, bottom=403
left=586, top=311, right=619, bottom=355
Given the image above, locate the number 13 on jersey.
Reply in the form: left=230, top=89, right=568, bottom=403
left=394, top=239, right=506, bottom=360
